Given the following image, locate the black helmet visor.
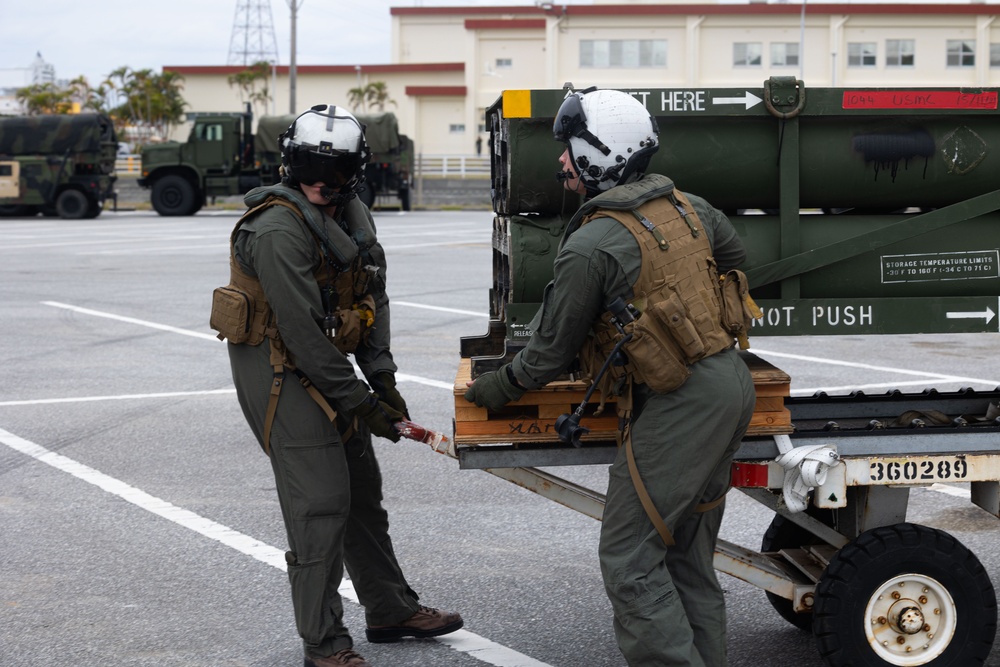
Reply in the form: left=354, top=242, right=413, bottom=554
left=553, top=92, right=586, bottom=142
left=288, top=146, right=360, bottom=187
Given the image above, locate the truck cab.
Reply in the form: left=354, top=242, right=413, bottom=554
left=139, top=108, right=261, bottom=216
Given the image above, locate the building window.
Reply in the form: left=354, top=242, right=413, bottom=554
left=847, top=42, right=877, bottom=67
left=449, top=124, right=466, bottom=134
left=495, top=58, right=512, bottom=69
left=734, top=42, right=762, bottom=67
left=886, top=39, right=915, bottom=67
left=771, top=42, right=799, bottom=67
left=991, top=43, right=1000, bottom=67
left=580, top=39, right=667, bottom=68
left=947, top=40, right=975, bottom=67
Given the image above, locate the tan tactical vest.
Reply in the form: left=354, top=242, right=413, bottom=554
left=210, top=196, right=376, bottom=452
left=212, top=196, right=375, bottom=354
left=579, top=189, right=749, bottom=397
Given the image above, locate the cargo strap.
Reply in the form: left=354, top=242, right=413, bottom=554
left=234, top=196, right=342, bottom=455
left=623, top=423, right=727, bottom=548
left=262, top=334, right=338, bottom=456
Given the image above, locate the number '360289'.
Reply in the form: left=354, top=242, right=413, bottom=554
left=869, top=458, right=968, bottom=482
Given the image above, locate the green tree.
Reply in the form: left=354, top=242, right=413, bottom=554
left=14, top=82, right=74, bottom=115
left=347, top=86, right=367, bottom=112
left=67, top=75, right=109, bottom=113
left=103, top=66, right=187, bottom=144
left=227, top=60, right=273, bottom=117
left=364, top=81, right=396, bottom=112
left=347, top=82, right=396, bottom=113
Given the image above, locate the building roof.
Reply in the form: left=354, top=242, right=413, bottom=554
left=391, top=3, right=1000, bottom=17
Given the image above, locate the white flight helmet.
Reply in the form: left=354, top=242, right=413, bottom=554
left=553, top=88, right=659, bottom=195
left=280, top=104, right=371, bottom=205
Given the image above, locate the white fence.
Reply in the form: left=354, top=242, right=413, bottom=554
left=115, top=154, right=491, bottom=179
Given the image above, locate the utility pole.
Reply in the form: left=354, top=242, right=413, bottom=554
left=287, top=0, right=304, bottom=113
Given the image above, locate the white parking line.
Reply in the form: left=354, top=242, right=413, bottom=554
left=0, top=426, right=552, bottom=667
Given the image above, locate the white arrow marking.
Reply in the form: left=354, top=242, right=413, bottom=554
left=712, top=91, right=763, bottom=110
left=946, top=306, right=995, bottom=324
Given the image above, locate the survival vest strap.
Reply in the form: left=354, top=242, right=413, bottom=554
left=211, top=196, right=341, bottom=455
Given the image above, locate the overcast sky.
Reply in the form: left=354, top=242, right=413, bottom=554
left=0, top=0, right=547, bottom=89
left=1, top=0, right=995, bottom=90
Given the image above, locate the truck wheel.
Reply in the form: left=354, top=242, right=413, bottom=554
left=760, top=513, right=831, bottom=632
left=152, top=175, right=196, bottom=216
left=55, top=189, right=89, bottom=219
left=813, top=523, right=996, bottom=666
left=84, top=198, right=102, bottom=219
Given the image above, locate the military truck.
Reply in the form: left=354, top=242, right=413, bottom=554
left=447, top=78, right=1000, bottom=667
left=0, top=114, right=118, bottom=219
left=139, top=105, right=413, bottom=215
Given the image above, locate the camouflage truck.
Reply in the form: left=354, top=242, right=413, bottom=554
left=139, top=106, right=413, bottom=215
left=0, top=114, right=118, bottom=219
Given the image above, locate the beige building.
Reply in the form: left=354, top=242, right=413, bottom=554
left=168, top=1, right=1000, bottom=156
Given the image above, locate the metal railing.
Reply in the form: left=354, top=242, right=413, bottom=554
left=115, top=154, right=492, bottom=178
left=415, top=155, right=490, bottom=178
left=116, top=155, right=142, bottom=175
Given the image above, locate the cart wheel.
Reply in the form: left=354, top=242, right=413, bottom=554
left=761, top=513, right=831, bottom=632
left=813, top=523, right=996, bottom=666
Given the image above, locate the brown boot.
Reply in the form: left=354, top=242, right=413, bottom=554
left=365, top=605, right=464, bottom=643
left=304, top=648, right=371, bottom=667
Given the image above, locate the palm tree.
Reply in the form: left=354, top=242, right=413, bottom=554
left=347, top=86, right=367, bottom=112
left=364, top=81, right=396, bottom=112
left=227, top=61, right=273, bottom=117
left=14, top=83, right=73, bottom=115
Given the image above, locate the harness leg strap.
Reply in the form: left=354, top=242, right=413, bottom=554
left=624, top=428, right=676, bottom=547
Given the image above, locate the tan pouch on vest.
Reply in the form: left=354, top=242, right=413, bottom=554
left=330, top=293, right=376, bottom=355
left=626, top=297, right=693, bottom=394
left=718, top=269, right=758, bottom=350
left=210, top=285, right=255, bottom=344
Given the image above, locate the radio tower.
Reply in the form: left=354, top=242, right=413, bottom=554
left=227, top=0, right=280, bottom=66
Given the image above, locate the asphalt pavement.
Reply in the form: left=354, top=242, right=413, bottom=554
left=1, top=209, right=999, bottom=667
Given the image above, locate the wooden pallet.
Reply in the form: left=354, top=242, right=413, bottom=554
left=453, top=351, right=792, bottom=445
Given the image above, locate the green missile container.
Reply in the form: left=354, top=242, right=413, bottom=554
left=462, top=78, right=1000, bottom=373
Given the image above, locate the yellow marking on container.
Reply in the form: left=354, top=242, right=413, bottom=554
left=503, top=90, right=532, bottom=118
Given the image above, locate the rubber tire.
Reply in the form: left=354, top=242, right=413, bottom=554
left=813, top=523, right=996, bottom=667
left=152, top=175, right=196, bottom=216
left=55, top=189, right=89, bottom=219
left=84, top=198, right=102, bottom=219
left=760, top=513, right=830, bottom=632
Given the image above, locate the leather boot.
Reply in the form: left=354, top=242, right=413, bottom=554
left=366, top=605, right=464, bottom=643
left=304, top=647, right=371, bottom=667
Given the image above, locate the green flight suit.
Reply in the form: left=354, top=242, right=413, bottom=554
left=226, top=184, right=420, bottom=657
left=510, top=174, right=756, bottom=666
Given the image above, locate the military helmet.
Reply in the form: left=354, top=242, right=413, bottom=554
left=280, top=104, right=370, bottom=203
left=553, top=88, right=659, bottom=195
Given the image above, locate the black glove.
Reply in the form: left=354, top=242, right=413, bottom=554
left=369, top=372, right=409, bottom=419
left=352, top=392, right=404, bottom=442
left=464, top=363, right=526, bottom=412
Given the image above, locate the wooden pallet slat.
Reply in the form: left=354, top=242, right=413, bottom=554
left=454, top=351, right=792, bottom=444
